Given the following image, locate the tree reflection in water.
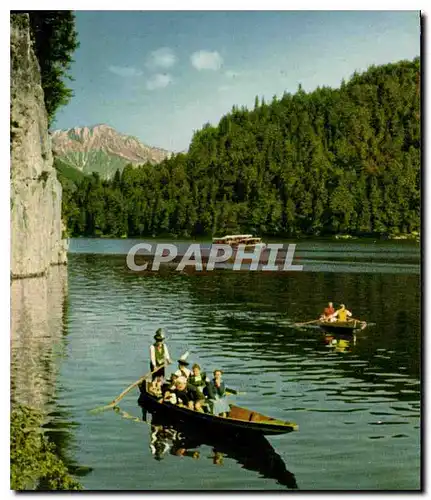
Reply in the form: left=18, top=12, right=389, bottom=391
left=142, top=409, right=298, bottom=489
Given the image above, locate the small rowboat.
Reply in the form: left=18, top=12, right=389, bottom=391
left=317, top=320, right=367, bottom=335
left=138, top=384, right=298, bottom=436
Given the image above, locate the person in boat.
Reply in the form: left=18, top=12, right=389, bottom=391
left=174, top=353, right=191, bottom=379
left=160, top=376, right=178, bottom=404
left=173, top=376, right=205, bottom=412
left=211, top=450, right=224, bottom=465
left=188, top=363, right=209, bottom=394
left=320, top=302, right=335, bottom=322
left=168, top=373, right=178, bottom=389
left=149, top=378, right=163, bottom=397
left=149, top=329, right=172, bottom=381
left=331, top=304, right=352, bottom=322
left=204, top=369, right=231, bottom=417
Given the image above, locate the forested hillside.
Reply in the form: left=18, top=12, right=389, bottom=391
left=62, top=58, right=420, bottom=238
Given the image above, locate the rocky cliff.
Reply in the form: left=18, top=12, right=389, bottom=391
left=10, top=14, right=68, bottom=278
left=52, top=124, right=172, bottom=179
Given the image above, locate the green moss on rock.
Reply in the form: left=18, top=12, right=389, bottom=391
left=10, top=405, right=82, bottom=491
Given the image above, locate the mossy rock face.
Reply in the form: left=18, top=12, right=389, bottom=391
left=10, top=405, right=82, bottom=491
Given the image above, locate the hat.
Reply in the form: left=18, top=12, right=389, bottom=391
left=177, top=351, right=190, bottom=366
left=154, top=328, right=165, bottom=341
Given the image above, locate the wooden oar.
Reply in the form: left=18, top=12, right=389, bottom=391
left=90, top=363, right=168, bottom=414
left=294, top=319, right=320, bottom=327
left=350, top=317, right=366, bottom=323
left=226, top=388, right=246, bottom=396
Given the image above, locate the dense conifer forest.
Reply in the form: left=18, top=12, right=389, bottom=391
left=60, top=57, right=420, bottom=239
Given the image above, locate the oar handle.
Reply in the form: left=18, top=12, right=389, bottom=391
left=226, top=388, right=246, bottom=396
left=113, top=363, right=168, bottom=401
left=90, top=364, right=168, bottom=414
left=295, top=319, right=320, bottom=327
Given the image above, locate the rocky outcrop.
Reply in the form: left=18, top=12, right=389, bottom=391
left=10, top=14, right=68, bottom=278
left=51, top=124, right=172, bottom=179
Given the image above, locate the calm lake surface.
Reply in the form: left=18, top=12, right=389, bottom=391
left=12, top=238, right=421, bottom=490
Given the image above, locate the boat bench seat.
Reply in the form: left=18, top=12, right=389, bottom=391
left=229, top=405, right=273, bottom=423
left=249, top=412, right=271, bottom=423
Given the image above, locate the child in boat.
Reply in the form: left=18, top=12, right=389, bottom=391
left=173, top=376, right=205, bottom=412
left=174, top=353, right=191, bottom=379
left=161, top=387, right=177, bottom=404
left=188, top=364, right=209, bottom=394
left=149, top=378, right=163, bottom=397
left=160, top=374, right=178, bottom=404
left=204, top=369, right=231, bottom=417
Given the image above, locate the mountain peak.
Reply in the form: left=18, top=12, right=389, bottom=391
left=51, top=125, right=171, bottom=179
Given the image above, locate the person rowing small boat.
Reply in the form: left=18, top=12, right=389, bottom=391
left=319, top=302, right=335, bottom=322
left=295, top=302, right=367, bottom=335
left=317, top=303, right=366, bottom=334
left=330, top=304, right=352, bottom=322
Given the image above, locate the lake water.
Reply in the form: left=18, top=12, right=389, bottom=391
left=11, top=238, right=421, bottom=490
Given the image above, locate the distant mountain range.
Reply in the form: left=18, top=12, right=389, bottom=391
left=51, top=124, right=171, bottom=179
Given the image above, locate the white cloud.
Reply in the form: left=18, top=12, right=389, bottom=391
left=108, top=65, right=143, bottom=77
left=146, top=73, right=173, bottom=90
left=147, top=47, right=177, bottom=69
left=191, top=50, right=223, bottom=71
left=218, top=85, right=231, bottom=92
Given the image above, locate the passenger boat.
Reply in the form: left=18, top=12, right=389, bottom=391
left=212, top=234, right=266, bottom=251
left=317, top=319, right=367, bottom=335
left=138, top=383, right=298, bottom=436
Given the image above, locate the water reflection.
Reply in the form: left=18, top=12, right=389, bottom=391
left=10, top=266, right=89, bottom=482
left=323, top=333, right=356, bottom=353
left=11, top=266, right=67, bottom=411
left=142, top=410, right=298, bottom=489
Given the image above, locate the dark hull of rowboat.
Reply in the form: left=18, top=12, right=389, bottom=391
left=137, top=387, right=298, bottom=436
left=318, top=321, right=366, bottom=335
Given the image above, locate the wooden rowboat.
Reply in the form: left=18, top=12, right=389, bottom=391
left=317, top=320, right=367, bottom=335
left=138, top=385, right=298, bottom=436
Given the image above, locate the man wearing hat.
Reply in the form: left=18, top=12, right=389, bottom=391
left=150, top=329, right=172, bottom=380
left=174, top=352, right=191, bottom=379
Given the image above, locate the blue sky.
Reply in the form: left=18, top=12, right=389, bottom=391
left=53, top=10, right=420, bottom=152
